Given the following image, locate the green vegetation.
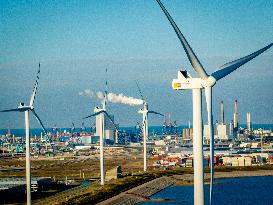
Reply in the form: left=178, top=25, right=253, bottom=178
left=64, top=171, right=174, bottom=204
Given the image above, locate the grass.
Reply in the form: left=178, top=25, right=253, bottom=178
left=63, top=172, right=168, bottom=204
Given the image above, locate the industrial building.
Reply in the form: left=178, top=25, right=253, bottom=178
left=182, top=128, right=193, bottom=143
left=204, top=101, right=232, bottom=141
left=95, top=113, right=118, bottom=143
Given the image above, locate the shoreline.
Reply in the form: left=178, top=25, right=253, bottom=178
left=173, top=170, right=273, bottom=186
left=96, top=176, right=175, bottom=205
left=98, top=170, right=273, bottom=205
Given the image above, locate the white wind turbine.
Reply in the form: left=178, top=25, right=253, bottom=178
left=83, top=106, right=117, bottom=185
left=136, top=81, right=163, bottom=172
left=155, top=0, right=272, bottom=205
left=0, top=63, right=47, bottom=205
left=83, top=71, right=118, bottom=185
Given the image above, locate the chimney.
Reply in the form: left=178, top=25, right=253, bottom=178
left=229, top=120, right=234, bottom=136
left=247, top=112, right=251, bottom=130
left=233, top=100, right=238, bottom=129
left=221, top=101, right=225, bottom=124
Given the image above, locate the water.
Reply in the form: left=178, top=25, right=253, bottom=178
left=0, top=128, right=92, bottom=137
left=140, top=176, right=273, bottom=205
left=0, top=126, right=186, bottom=137
left=1, top=124, right=272, bottom=137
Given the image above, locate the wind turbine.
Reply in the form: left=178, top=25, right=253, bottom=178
left=155, top=0, right=272, bottom=205
left=83, top=107, right=117, bottom=185
left=0, top=63, right=47, bottom=205
left=136, top=81, right=163, bottom=172
left=83, top=69, right=118, bottom=185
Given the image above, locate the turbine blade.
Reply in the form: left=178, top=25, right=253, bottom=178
left=29, top=63, right=41, bottom=107
left=104, top=111, right=118, bottom=130
left=83, top=110, right=104, bottom=119
left=135, top=80, right=145, bottom=102
left=148, top=110, right=164, bottom=116
left=0, top=108, right=24, bottom=112
left=205, top=86, right=214, bottom=205
left=155, top=0, right=208, bottom=79
left=103, top=68, right=108, bottom=110
left=31, top=109, right=47, bottom=134
left=212, top=43, right=273, bottom=81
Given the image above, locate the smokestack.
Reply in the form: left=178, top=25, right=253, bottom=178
left=229, top=121, right=234, bottom=136
left=221, top=101, right=225, bottom=124
left=247, top=112, right=251, bottom=130
left=233, top=100, right=238, bottom=129
left=115, top=130, right=118, bottom=144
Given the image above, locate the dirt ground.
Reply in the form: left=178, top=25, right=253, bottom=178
left=0, top=151, right=156, bottom=180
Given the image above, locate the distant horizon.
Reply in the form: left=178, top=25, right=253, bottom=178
left=1, top=123, right=272, bottom=131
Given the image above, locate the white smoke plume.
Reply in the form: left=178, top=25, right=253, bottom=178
left=107, top=92, right=143, bottom=106
left=79, top=89, right=94, bottom=99
left=80, top=89, right=143, bottom=106
left=96, top=91, right=105, bottom=102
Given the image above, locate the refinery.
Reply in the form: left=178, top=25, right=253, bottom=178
left=1, top=0, right=273, bottom=205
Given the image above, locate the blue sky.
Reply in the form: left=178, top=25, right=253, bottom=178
left=0, top=0, right=273, bottom=129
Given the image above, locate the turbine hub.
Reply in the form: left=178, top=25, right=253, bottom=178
left=202, top=76, right=216, bottom=87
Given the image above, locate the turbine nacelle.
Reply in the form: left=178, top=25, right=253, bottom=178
left=18, top=102, right=32, bottom=110
left=138, top=102, right=148, bottom=114
left=138, top=108, right=148, bottom=114
left=172, top=70, right=202, bottom=89
left=94, top=106, right=104, bottom=113
left=172, top=70, right=216, bottom=90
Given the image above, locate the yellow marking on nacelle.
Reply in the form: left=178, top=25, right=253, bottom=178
left=172, top=82, right=181, bottom=89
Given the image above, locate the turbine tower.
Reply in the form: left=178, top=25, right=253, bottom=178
left=0, top=63, right=47, bottom=205
left=136, top=81, right=163, bottom=172
left=155, top=0, right=272, bottom=204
